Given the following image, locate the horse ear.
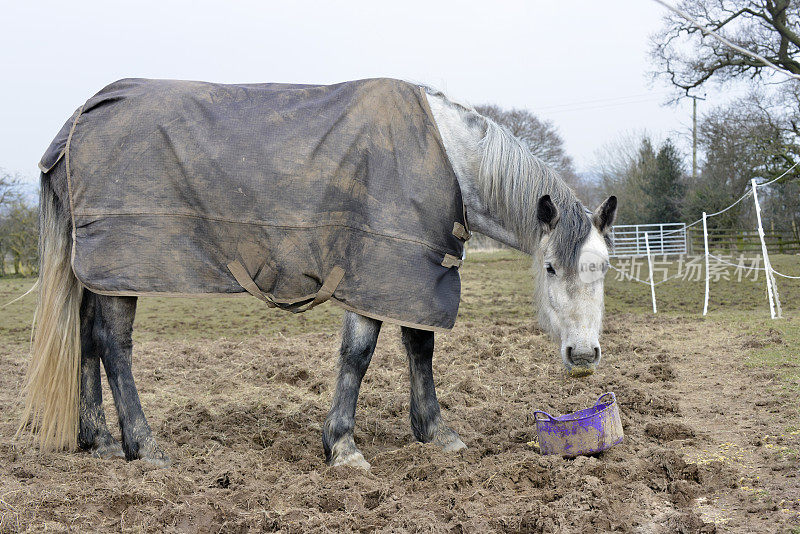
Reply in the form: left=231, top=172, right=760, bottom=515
left=537, top=195, right=560, bottom=233
left=593, top=196, right=617, bottom=234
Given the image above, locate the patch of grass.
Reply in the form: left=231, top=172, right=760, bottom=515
left=1, top=252, right=797, bottom=346
left=604, top=253, right=800, bottom=316
left=133, top=294, right=344, bottom=342
left=743, top=317, right=800, bottom=395
left=782, top=448, right=799, bottom=462
left=0, top=251, right=538, bottom=345
left=459, top=250, right=534, bottom=324
left=0, top=277, right=37, bottom=346
left=0, top=276, right=347, bottom=344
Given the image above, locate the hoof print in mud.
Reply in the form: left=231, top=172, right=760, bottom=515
left=645, top=421, right=697, bottom=442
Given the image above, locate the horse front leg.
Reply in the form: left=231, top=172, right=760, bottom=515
left=322, top=311, right=381, bottom=469
left=401, top=327, right=466, bottom=452
left=78, top=291, right=124, bottom=459
left=94, top=295, right=169, bottom=467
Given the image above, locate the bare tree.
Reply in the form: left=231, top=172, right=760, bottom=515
left=652, top=1, right=800, bottom=212
left=475, top=104, right=598, bottom=204
left=0, top=169, right=21, bottom=207
left=782, top=81, right=800, bottom=135
left=0, top=170, right=24, bottom=276
left=652, top=0, right=800, bottom=93
left=476, top=105, right=576, bottom=174
left=594, top=133, right=658, bottom=225
left=465, top=104, right=594, bottom=249
left=3, top=201, right=39, bottom=274
left=682, top=96, right=795, bottom=228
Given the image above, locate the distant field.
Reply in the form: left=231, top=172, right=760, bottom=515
left=3, top=251, right=798, bottom=344
left=1, top=252, right=799, bottom=532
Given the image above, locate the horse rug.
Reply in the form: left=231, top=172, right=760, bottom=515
left=40, top=78, right=471, bottom=331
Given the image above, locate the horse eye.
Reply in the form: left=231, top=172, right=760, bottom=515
left=545, top=263, right=556, bottom=276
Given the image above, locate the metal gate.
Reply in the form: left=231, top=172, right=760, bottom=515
left=609, top=223, right=687, bottom=257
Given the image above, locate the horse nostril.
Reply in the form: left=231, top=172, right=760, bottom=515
left=593, top=346, right=601, bottom=362
left=566, top=346, right=574, bottom=364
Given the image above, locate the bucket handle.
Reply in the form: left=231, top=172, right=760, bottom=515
left=595, top=392, right=616, bottom=406
left=533, top=411, right=557, bottom=422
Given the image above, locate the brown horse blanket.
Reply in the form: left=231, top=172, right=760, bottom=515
left=40, top=78, right=470, bottom=331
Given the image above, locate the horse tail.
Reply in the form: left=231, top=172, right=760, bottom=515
left=16, top=173, right=83, bottom=451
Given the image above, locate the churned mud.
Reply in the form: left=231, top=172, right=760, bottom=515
left=2, top=310, right=799, bottom=533
left=2, top=251, right=800, bottom=533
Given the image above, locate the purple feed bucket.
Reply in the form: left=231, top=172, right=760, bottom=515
left=534, top=392, right=624, bottom=457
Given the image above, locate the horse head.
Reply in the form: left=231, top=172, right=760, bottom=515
left=534, top=195, right=617, bottom=377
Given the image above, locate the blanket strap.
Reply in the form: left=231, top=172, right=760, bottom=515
left=291, top=266, right=345, bottom=313
left=227, top=260, right=344, bottom=312
left=441, top=254, right=462, bottom=269
left=452, top=222, right=472, bottom=241
left=227, top=260, right=278, bottom=308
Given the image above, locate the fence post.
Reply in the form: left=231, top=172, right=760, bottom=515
left=682, top=223, right=688, bottom=256
left=636, top=226, right=641, bottom=256
left=702, top=212, right=710, bottom=316
left=751, top=179, right=782, bottom=319
left=644, top=233, right=657, bottom=314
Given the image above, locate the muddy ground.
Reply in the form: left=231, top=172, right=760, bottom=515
left=1, top=252, right=799, bottom=533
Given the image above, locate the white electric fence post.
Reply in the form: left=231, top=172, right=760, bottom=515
left=702, top=212, right=710, bottom=316
left=644, top=233, right=657, bottom=313
left=751, top=179, right=781, bottom=319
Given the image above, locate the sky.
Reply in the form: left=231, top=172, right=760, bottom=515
left=1, top=0, right=714, bottom=191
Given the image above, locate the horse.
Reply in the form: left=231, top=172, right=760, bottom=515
left=18, top=79, right=617, bottom=469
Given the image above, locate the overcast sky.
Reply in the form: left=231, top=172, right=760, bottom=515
left=1, top=0, right=714, bottom=189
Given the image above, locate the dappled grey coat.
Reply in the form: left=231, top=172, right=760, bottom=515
left=40, top=78, right=470, bottom=330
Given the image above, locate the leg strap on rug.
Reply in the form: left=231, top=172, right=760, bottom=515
left=441, top=254, right=462, bottom=269
left=227, top=260, right=344, bottom=313
left=452, top=222, right=471, bottom=241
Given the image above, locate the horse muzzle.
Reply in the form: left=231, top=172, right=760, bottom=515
left=563, top=344, right=601, bottom=378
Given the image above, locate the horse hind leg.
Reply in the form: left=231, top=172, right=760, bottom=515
left=401, top=326, right=465, bottom=452
left=322, top=311, right=381, bottom=469
left=78, top=291, right=124, bottom=459
left=93, top=294, right=169, bottom=467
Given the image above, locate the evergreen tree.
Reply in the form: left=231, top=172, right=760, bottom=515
left=644, top=139, right=685, bottom=223
left=630, top=138, right=659, bottom=222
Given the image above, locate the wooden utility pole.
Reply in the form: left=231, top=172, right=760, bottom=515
left=688, top=94, right=706, bottom=179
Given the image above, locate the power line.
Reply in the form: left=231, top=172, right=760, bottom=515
left=539, top=96, right=669, bottom=115
left=535, top=92, right=673, bottom=112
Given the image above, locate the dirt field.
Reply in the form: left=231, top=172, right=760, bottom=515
left=1, top=251, right=799, bottom=533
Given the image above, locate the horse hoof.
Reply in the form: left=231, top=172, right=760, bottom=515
left=433, top=426, right=467, bottom=453
left=331, top=451, right=371, bottom=470
left=136, top=441, right=171, bottom=468
left=138, top=450, right=171, bottom=468
left=92, top=441, right=125, bottom=460
left=440, top=436, right=467, bottom=453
